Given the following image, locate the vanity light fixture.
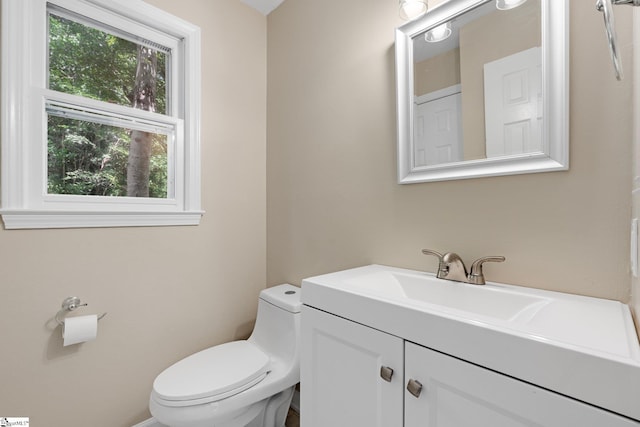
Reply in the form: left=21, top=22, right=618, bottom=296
left=495, top=0, right=527, bottom=10
left=399, top=0, right=427, bottom=20
left=425, top=22, right=452, bottom=42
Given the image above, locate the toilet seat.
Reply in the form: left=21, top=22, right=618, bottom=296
left=152, top=340, right=270, bottom=407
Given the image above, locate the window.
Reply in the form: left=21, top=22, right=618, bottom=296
left=1, top=0, right=202, bottom=229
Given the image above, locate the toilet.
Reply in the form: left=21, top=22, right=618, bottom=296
left=149, top=284, right=301, bottom=427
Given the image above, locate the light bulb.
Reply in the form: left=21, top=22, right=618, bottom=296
left=425, top=22, right=452, bottom=43
left=399, top=0, right=427, bottom=21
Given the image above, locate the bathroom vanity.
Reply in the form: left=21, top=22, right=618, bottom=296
left=300, top=265, right=640, bottom=426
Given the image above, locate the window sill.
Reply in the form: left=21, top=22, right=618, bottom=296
left=0, top=209, right=204, bottom=229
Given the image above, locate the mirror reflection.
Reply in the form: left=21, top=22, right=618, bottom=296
left=412, top=0, right=541, bottom=167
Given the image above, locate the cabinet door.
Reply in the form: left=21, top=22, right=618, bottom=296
left=301, top=306, right=404, bottom=427
left=405, top=342, right=639, bottom=427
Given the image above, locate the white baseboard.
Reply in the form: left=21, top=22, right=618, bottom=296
left=131, top=418, right=165, bottom=427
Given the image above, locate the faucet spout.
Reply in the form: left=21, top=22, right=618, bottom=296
left=441, top=252, right=469, bottom=283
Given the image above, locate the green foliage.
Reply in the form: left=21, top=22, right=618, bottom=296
left=47, top=13, right=168, bottom=198
left=47, top=116, right=168, bottom=198
left=48, top=14, right=167, bottom=113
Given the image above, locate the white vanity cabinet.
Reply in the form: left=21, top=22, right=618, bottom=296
left=301, top=305, right=639, bottom=427
left=300, top=305, right=404, bottom=427
left=301, top=264, right=640, bottom=425
left=404, top=342, right=638, bottom=427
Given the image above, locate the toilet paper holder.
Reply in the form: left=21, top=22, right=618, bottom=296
left=55, top=296, right=107, bottom=326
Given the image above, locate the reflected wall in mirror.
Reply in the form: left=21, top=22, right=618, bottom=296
left=396, top=0, right=569, bottom=183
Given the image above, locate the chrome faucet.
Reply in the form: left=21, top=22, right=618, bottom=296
left=422, top=249, right=505, bottom=285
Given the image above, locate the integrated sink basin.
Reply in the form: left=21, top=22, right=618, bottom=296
left=340, top=267, right=636, bottom=359
left=344, top=269, right=550, bottom=322
left=302, top=264, right=640, bottom=421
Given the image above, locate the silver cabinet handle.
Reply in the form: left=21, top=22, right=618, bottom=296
left=407, top=379, right=423, bottom=398
left=380, top=366, right=394, bottom=382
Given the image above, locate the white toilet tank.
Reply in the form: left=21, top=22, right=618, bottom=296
left=248, top=284, right=301, bottom=363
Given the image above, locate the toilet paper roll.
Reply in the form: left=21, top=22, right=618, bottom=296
left=63, top=314, right=98, bottom=347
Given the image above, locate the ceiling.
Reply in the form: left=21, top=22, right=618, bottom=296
left=240, top=0, right=286, bottom=15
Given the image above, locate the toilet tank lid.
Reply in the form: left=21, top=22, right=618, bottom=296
left=259, top=284, right=301, bottom=313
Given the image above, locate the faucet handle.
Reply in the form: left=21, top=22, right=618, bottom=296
left=421, top=249, right=443, bottom=259
left=468, top=256, right=506, bottom=285
left=421, top=249, right=447, bottom=278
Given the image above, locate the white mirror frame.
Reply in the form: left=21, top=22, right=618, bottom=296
left=395, top=0, right=569, bottom=184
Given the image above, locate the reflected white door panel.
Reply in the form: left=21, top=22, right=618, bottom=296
left=484, top=46, right=542, bottom=158
left=414, top=91, right=463, bottom=167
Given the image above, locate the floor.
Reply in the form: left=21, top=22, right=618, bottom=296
left=285, top=408, right=300, bottom=427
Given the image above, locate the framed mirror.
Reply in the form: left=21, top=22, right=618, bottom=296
left=395, top=0, right=568, bottom=183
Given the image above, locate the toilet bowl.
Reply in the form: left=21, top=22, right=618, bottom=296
left=149, top=284, right=301, bottom=427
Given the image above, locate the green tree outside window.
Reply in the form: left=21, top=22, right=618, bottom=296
left=48, top=13, right=169, bottom=198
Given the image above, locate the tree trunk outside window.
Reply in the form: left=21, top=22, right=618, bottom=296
left=127, top=45, right=157, bottom=197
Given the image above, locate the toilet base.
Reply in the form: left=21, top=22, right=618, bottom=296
left=151, top=385, right=296, bottom=427
left=246, top=386, right=295, bottom=427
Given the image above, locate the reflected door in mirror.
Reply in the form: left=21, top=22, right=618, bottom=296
left=414, top=88, right=463, bottom=167
left=484, top=46, right=542, bottom=157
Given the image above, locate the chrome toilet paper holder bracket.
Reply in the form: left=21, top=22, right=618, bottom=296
left=55, top=296, right=107, bottom=326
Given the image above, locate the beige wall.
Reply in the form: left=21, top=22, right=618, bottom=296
left=0, top=1, right=267, bottom=426
left=459, top=0, right=541, bottom=160
left=267, top=0, right=633, bottom=307
left=414, top=48, right=461, bottom=96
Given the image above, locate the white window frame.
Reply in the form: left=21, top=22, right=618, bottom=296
left=1, top=0, right=202, bottom=229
